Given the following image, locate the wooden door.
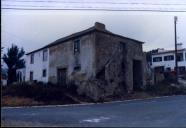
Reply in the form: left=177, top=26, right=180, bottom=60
left=57, top=68, right=67, bottom=86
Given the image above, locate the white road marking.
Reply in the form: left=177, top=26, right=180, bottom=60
left=80, top=116, right=110, bottom=123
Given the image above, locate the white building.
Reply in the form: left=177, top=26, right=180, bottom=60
left=16, top=68, right=26, bottom=82
left=25, top=48, right=49, bottom=83
left=151, top=45, right=186, bottom=74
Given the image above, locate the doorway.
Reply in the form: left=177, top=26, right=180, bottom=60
left=133, top=60, right=143, bottom=90
left=57, top=68, right=67, bottom=86
left=30, top=71, right=33, bottom=81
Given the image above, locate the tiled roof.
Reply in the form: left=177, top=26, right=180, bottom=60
left=26, top=23, right=144, bottom=55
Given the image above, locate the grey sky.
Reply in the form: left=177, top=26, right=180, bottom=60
left=1, top=10, right=186, bottom=54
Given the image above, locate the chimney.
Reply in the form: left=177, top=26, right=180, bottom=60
left=95, top=22, right=105, bottom=30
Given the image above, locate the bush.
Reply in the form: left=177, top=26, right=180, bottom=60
left=164, top=72, right=176, bottom=83
left=2, top=82, right=79, bottom=103
left=146, top=83, right=186, bottom=96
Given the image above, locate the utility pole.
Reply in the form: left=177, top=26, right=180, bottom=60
left=174, top=16, right=178, bottom=84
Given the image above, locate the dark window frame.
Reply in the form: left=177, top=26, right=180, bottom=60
left=177, top=53, right=183, bottom=61
left=74, top=39, right=80, bottom=54
left=153, top=57, right=162, bottom=62
left=164, top=55, right=174, bottom=61
left=42, top=69, right=47, bottom=77
left=74, top=64, right=81, bottom=71
left=43, top=49, right=48, bottom=61
left=30, top=54, right=34, bottom=64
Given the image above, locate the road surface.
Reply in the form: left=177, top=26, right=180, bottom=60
left=2, top=95, right=186, bottom=127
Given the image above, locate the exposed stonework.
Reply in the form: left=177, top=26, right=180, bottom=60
left=46, top=22, right=146, bottom=101
left=49, top=33, right=96, bottom=84
left=95, top=31, right=144, bottom=94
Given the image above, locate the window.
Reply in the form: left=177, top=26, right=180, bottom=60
left=42, top=69, right=46, bottom=77
left=177, top=53, right=183, bottom=61
left=74, top=64, right=81, bottom=71
left=153, top=57, right=162, bottom=62
left=30, top=54, right=34, bottom=64
left=43, top=49, right=48, bottom=61
left=164, top=55, right=174, bottom=61
left=30, top=71, right=33, bottom=81
left=74, top=39, right=80, bottom=54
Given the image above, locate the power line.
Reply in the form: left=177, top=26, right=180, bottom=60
left=2, top=0, right=186, bottom=5
left=2, top=0, right=186, bottom=11
left=3, top=3, right=186, bottom=7
left=2, top=7, right=186, bottom=12
left=2, top=5, right=186, bottom=12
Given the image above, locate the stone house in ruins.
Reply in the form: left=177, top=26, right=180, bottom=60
left=26, top=22, right=146, bottom=100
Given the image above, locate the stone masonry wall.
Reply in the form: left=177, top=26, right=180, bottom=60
left=95, top=32, right=144, bottom=95
left=77, top=31, right=145, bottom=101
left=49, top=33, right=96, bottom=84
left=48, top=30, right=145, bottom=101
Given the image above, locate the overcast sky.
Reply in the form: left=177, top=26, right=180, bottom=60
left=1, top=10, right=186, bottom=54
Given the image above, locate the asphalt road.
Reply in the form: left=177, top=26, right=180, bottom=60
left=2, top=95, right=186, bottom=127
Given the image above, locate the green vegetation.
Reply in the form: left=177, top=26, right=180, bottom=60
left=2, top=82, right=79, bottom=105
left=2, top=44, right=25, bottom=84
left=145, top=82, right=186, bottom=96
left=2, top=82, right=94, bottom=106
left=2, top=81, right=186, bottom=107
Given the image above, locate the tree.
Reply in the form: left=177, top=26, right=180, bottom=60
left=3, top=44, right=25, bottom=84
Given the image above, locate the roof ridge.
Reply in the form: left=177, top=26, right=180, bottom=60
left=26, top=23, right=144, bottom=55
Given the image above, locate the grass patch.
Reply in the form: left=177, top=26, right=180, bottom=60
left=2, top=82, right=92, bottom=107
left=2, top=96, right=44, bottom=107
left=145, top=82, right=186, bottom=96
left=2, top=81, right=186, bottom=107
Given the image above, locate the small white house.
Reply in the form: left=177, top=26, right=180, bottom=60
left=25, top=48, right=49, bottom=83
left=151, top=45, right=186, bottom=74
